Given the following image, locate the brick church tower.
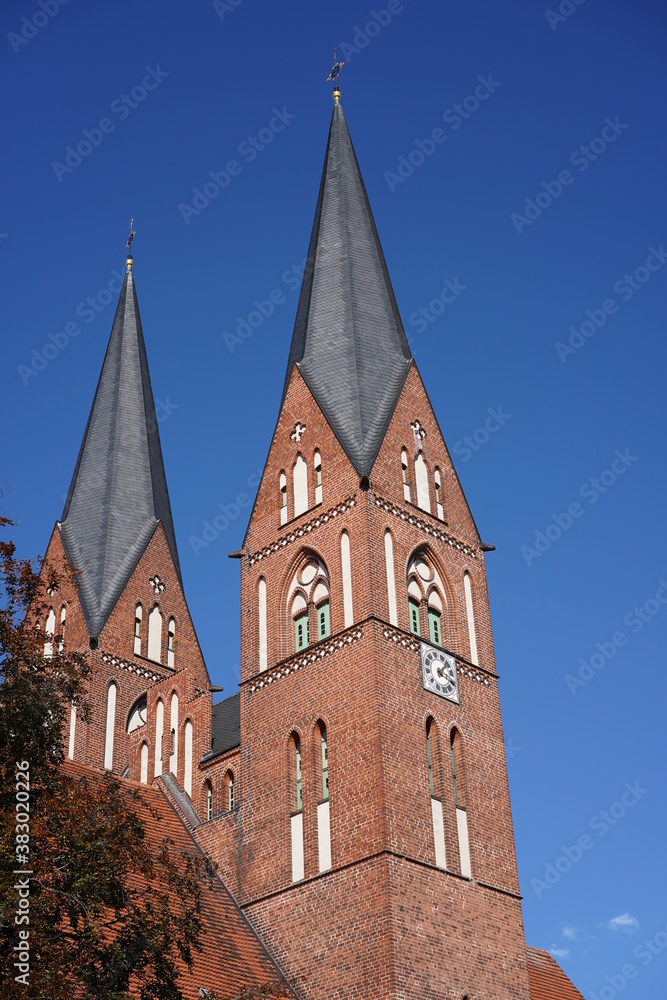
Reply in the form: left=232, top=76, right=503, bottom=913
left=35, top=85, right=584, bottom=1000
left=215, top=88, right=534, bottom=998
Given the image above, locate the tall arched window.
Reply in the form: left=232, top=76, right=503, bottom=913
left=290, top=733, right=304, bottom=882
left=427, top=719, right=446, bottom=870
left=401, top=448, right=410, bottom=502
left=148, top=605, right=162, bottom=663
left=314, top=450, right=322, bottom=505
left=167, top=617, right=175, bottom=668
left=384, top=530, right=398, bottom=626
left=225, top=770, right=235, bottom=810
left=451, top=728, right=471, bottom=878
left=463, top=571, right=478, bottom=665
left=415, top=452, right=431, bottom=513
left=104, top=681, right=117, bottom=771
left=134, top=603, right=142, bottom=655
left=205, top=780, right=213, bottom=821
left=280, top=470, right=288, bottom=525
left=68, top=700, right=76, bottom=760
left=44, top=607, right=55, bottom=658
left=340, top=531, right=353, bottom=627
left=293, top=453, right=308, bottom=517
left=434, top=468, right=443, bottom=520
left=140, top=742, right=148, bottom=784
left=258, top=577, right=268, bottom=671
left=428, top=591, right=442, bottom=648
left=184, top=720, right=193, bottom=797
left=169, top=692, right=178, bottom=777
left=407, top=550, right=449, bottom=649
left=288, top=555, right=330, bottom=653
left=155, top=698, right=164, bottom=776
left=317, top=722, right=331, bottom=873
left=59, top=605, right=66, bottom=653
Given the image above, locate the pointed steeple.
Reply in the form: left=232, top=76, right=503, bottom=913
left=284, top=94, right=413, bottom=477
left=58, top=257, right=182, bottom=638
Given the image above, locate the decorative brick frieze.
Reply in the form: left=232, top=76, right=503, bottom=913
left=248, top=496, right=357, bottom=566
left=247, top=624, right=364, bottom=693
left=373, top=492, right=478, bottom=559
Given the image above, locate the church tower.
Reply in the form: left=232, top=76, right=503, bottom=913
left=225, top=89, right=534, bottom=997
left=40, top=252, right=213, bottom=793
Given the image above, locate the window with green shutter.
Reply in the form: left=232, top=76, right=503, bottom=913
left=318, top=601, right=330, bottom=640
left=321, top=725, right=329, bottom=800
left=295, top=739, right=302, bottom=811
left=428, top=609, right=441, bottom=647
left=295, top=611, right=309, bottom=651
left=409, top=597, right=421, bottom=636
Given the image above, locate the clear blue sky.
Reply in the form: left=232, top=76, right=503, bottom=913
left=2, top=1, right=666, bottom=995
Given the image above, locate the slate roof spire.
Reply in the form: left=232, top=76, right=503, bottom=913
left=58, top=255, right=182, bottom=638
left=284, top=93, right=413, bottom=478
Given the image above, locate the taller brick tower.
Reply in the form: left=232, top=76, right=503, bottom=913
left=230, top=89, right=534, bottom=998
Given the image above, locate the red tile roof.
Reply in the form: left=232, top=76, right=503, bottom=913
left=527, top=946, right=585, bottom=1000
left=65, top=763, right=283, bottom=1000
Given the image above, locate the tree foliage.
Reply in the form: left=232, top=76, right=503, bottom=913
left=0, top=518, right=212, bottom=999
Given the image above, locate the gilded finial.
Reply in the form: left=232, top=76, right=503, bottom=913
left=327, top=48, right=344, bottom=100
left=125, top=217, right=136, bottom=268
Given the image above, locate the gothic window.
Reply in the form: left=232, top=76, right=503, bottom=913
left=317, top=722, right=331, bottom=872
left=288, top=555, right=330, bottom=653
left=280, top=470, right=288, bottom=526
left=407, top=550, right=449, bottom=649
left=104, top=681, right=117, bottom=771
left=225, top=770, right=235, bottom=811
left=44, top=607, right=55, bottom=658
left=140, top=742, right=148, bottom=784
left=155, top=698, right=164, bottom=777
left=409, top=597, right=421, bottom=636
left=291, top=734, right=302, bottom=812
left=319, top=723, right=329, bottom=800
left=384, top=530, right=398, bottom=626
left=427, top=719, right=446, bottom=869
left=167, top=617, right=175, bottom=668
left=415, top=452, right=431, bottom=513
left=206, top=781, right=213, bottom=821
left=59, top=605, right=66, bottom=653
left=258, top=577, right=268, bottom=671
left=68, top=701, right=76, bottom=760
left=290, top=733, right=304, bottom=882
left=126, top=694, right=147, bottom=734
left=434, top=467, right=444, bottom=520
left=451, top=728, right=471, bottom=877
left=134, top=603, right=142, bottom=655
left=426, top=721, right=435, bottom=797
left=169, top=691, right=178, bottom=777
left=401, top=448, right=410, bottom=501
left=148, top=605, right=162, bottom=663
left=314, top=450, right=322, bottom=505
left=184, top=720, right=193, bottom=797
left=463, top=571, right=478, bottom=665
left=293, top=453, right=308, bottom=516
left=340, top=531, right=354, bottom=627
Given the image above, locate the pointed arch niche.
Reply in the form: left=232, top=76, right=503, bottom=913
left=285, top=552, right=331, bottom=654
left=406, top=548, right=452, bottom=649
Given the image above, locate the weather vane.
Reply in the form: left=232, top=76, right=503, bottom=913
left=327, top=48, right=344, bottom=92
left=126, top=217, right=136, bottom=256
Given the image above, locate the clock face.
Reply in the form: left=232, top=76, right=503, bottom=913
left=421, top=644, right=459, bottom=703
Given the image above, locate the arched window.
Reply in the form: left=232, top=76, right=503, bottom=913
left=59, top=605, right=66, bottom=653
left=451, top=728, right=471, bottom=877
left=288, top=555, right=330, bottom=653
left=167, top=617, right=175, bottom=668
left=314, top=450, right=322, bottom=505
left=428, top=591, right=443, bottom=648
left=463, top=571, right=478, bottom=665
left=205, top=780, right=213, bottom=821
left=415, top=452, right=431, bottom=513
left=148, top=605, right=162, bottom=663
left=126, top=694, right=147, bottom=734
left=280, top=470, right=288, bottom=526
left=134, top=603, right=142, bottom=655
left=154, top=698, right=164, bottom=776
left=104, top=681, right=117, bottom=771
left=409, top=595, right=421, bottom=636
left=427, top=719, right=446, bottom=869
left=401, top=448, right=410, bottom=501
left=290, top=733, right=304, bottom=882
left=169, top=692, right=178, bottom=777
left=140, top=742, right=148, bottom=784
left=258, top=577, right=267, bottom=671
left=434, top=468, right=443, bottom=520
left=225, top=770, right=235, bottom=811
left=293, top=453, right=308, bottom=517
left=317, top=722, right=331, bottom=872
left=384, top=530, right=398, bottom=625
left=340, top=530, right=353, bottom=627
left=44, top=607, right=55, bottom=658
left=184, top=720, right=193, bottom=797
left=407, top=550, right=449, bottom=648
left=68, top=700, right=76, bottom=760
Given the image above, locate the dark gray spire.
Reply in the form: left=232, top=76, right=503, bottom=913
left=284, top=97, right=413, bottom=477
left=58, top=262, right=182, bottom=638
